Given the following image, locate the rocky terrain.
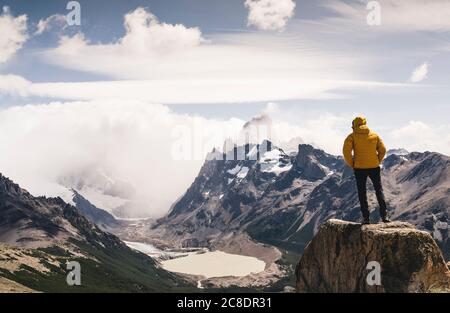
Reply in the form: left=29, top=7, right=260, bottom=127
left=72, top=190, right=119, bottom=231
left=296, top=219, right=450, bottom=292
left=0, top=173, right=192, bottom=292
left=150, top=142, right=450, bottom=261
left=3, top=139, right=447, bottom=292
left=0, top=276, right=36, bottom=293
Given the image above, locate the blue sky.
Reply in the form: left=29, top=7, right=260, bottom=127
left=0, top=0, right=449, bottom=214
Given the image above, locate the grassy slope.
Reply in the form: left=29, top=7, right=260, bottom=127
left=0, top=241, right=196, bottom=293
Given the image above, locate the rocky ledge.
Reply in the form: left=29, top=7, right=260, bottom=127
left=296, top=219, right=450, bottom=293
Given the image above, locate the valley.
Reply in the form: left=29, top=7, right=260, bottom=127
left=0, top=140, right=449, bottom=292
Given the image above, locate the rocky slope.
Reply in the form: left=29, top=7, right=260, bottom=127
left=296, top=219, right=450, bottom=292
left=72, top=190, right=119, bottom=231
left=0, top=173, right=192, bottom=292
left=151, top=142, right=450, bottom=260
left=0, top=276, right=37, bottom=293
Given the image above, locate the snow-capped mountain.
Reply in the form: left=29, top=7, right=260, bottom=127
left=57, top=167, right=139, bottom=218
left=152, top=141, right=450, bottom=259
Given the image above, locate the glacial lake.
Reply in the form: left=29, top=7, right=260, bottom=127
left=161, top=250, right=266, bottom=278
left=125, top=241, right=266, bottom=278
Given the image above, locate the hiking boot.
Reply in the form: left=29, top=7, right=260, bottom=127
left=362, top=218, right=370, bottom=225
left=381, top=217, right=391, bottom=223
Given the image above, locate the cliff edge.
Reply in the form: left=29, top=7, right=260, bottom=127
left=296, top=219, right=450, bottom=293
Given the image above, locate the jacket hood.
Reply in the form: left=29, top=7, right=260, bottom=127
left=352, top=116, right=370, bottom=134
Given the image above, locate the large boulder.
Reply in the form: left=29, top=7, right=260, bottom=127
left=296, top=219, right=450, bottom=293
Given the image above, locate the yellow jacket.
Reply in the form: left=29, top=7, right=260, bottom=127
left=343, top=117, right=386, bottom=169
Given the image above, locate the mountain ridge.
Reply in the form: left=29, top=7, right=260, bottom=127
left=151, top=142, right=450, bottom=260
left=0, top=173, right=192, bottom=292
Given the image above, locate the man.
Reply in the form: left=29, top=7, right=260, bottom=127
left=343, top=116, right=390, bottom=225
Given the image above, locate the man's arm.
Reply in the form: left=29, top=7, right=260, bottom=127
left=377, top=136, right=387, bottom=162
left=342, top=135, right=354, bottom=168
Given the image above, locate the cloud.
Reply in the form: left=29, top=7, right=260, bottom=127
left=0, top=99, right=244, bottom=217
left=35, top=14, right=67, bottom=35
left=0, top=74, right=31, bottom=96
left=0, top=99, right=448, bottom=218
left=0, top=99, right=349, bottom=218
left=409, top=62, right=429, bottom=83
left=41, top=9, right=331, bottom=81
left=246, top=105, right=450, bottom=157
left=321, top=0, right=450, bottom=32
left=0, top=6, right=28, bottom=64
left=49, top=7, right=204, bottom=61
left=120, top=7, right=204, bottom=54
left=0, top=75, right=408, bottom=104
left=34, top=7, right=405, bottom=102
left=245, top=0, right=296, bottom=31
left=390, top=121, right=450, bottom=154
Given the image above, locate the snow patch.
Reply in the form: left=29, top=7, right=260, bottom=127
left=260, top=163, right=292, bottom=175
left=227, top=165, right=249, bottom=181
left=227, top=165, right=242, bottom=175
left=237, top=166, right=249, bottom=179
left=259, top=149, right=292, bottom=175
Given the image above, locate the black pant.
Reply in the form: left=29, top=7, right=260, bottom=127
left=354, top=167, right=387, bottom=219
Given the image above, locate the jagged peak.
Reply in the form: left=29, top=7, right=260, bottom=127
left=0, top=173, right=26, bottom=196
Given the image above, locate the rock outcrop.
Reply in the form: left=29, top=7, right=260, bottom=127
left=296, top=219, right=450, bottom=293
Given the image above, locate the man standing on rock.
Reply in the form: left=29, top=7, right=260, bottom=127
left=343, top=116, right=390, bottom=225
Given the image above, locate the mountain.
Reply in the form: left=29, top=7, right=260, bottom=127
left=0, top=173, right=192, bottom=292
left=152, top=142, right=450, bottom=261
left=296, top=219, right=450, bottom=292
left=57, top=167, right=136, bottom=218
left=72, top=190, right=119, bottom=231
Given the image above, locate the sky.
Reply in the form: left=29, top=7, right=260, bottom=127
left=0, top=0, right=449, bottom=216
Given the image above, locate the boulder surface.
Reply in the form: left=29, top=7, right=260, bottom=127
left=296, top=219, right=450, bottom=292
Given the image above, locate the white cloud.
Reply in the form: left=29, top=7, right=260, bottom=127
left=245, top=0, right=296, bottom=31
left=0, top=6, right=28, bottom=64
left=390, top=121, right=450, bottom=154
left=49, top=7, right=204, bottom=61
left=35, top=14, right=66, bottom=35
left=120, top=7, right=204, bottom=54
left=0, top=100, right=244, bottom=217
left=32, top=7, right=409, bottom=103
left=321, top=0, right=450, bottom=32
left=0, top=75, right=407, bottom=104
left=0, top=74, right=31, bottom=96
left=0, top=99, right=350, bottom=218
left=42, top=14, right=339, bottom=82
left=409, top=62, right=429, bottom=83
